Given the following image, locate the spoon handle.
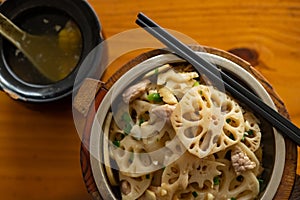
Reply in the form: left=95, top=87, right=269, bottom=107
left=0, top=13, right=26, bottom=48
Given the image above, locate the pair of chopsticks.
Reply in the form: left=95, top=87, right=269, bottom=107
left=135, top=12, right=300, bottom=146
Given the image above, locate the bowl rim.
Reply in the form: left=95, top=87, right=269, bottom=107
left=89, top=51, right=286, bottom=200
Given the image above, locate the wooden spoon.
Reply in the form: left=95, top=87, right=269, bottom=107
left=0, top=12, right=82, bottom=82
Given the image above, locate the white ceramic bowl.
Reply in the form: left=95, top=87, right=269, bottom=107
left=87, top=51, right=286, bottom=200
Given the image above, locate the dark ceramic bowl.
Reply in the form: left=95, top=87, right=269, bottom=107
left=0, top=0, right=103, bottom=102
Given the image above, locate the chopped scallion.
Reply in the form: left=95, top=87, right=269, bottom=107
left=258, top=178, right=263, bottom=184
left=147, top=93, right=162, bottom=102
left=193, top=81, right=200, bottom=87
left=213, top=176, right=220, bottom=185
left=258, top=178, right=264, bottom=192
left=241, top=134, right=246, bottom=141
left=192, top=191, right=198, bottom=197
left=139, top=118, right=145, bottom=126
left=247, top=129, right=254, bottom=135
left=112, top=140, right=120, bottom=147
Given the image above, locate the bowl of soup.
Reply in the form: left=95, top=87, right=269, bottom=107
left=78, top=46, right=296, bottom=200
left=0, top=0, right=102, bottom=102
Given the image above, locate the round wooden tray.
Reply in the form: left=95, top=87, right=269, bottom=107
left=77, top=46, right=298, bottom=200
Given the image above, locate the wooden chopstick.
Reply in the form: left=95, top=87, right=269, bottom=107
left=136, top=12, right=300, bottom=146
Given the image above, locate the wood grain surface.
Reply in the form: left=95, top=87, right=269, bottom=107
left=0, top=0, right=299, bottom=200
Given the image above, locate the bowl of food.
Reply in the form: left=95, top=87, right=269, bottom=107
left=0, top=0, right=102, bottom=102
left=78, top=46, right=297, bottom=200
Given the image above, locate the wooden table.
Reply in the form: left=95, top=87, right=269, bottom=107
left=0, top=0, right=299, bottom=199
